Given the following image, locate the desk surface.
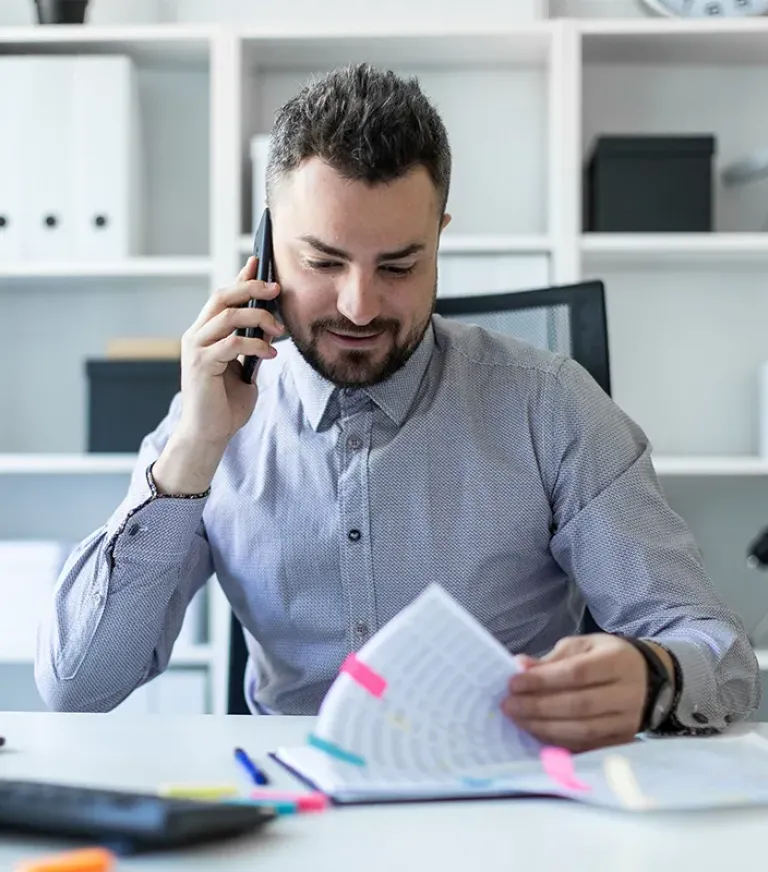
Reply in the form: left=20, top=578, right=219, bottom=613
left=0, top=712, right=766, bottom=871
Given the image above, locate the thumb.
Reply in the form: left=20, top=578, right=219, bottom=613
left=237, top=255, right=259, bottom=282
left=514, top=654, right=538, bottom=671
left=538, top=635, right=593, bottom=664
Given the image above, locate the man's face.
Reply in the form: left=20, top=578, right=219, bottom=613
left=270, top=157, right=451, bottom=388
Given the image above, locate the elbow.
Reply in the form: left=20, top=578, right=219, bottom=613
left=34, top=655, right=115, bottom=713
left=722, top=645, right=763, bottom=724
left=745, top=647, right=763, bottom=716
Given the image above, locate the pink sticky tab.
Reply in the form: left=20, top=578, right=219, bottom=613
left=341, top=653, right=387, bottom=698
left=296, top=792, right=328, bottom=812
left=540, top=746, right=591, bottom=792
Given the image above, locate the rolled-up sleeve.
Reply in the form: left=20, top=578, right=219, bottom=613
left=35, top=392, right=214, bottom=712
left=544, top=357, right=761, bottom=732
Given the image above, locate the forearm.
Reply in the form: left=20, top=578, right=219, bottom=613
left=151, top=431, right=227, bottom=496
left=35, top=469, right=212, bottom=712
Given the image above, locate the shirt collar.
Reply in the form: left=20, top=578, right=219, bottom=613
left=286, top=321, right=436, bottom=431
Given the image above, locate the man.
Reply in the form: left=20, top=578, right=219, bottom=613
left=36, top=63, right=759, bottom=751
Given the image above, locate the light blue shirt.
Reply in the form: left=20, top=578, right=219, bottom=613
left=36, top=316, right=760, bottom=729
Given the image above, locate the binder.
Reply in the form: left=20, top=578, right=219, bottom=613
left=71, top=56, right=141, bottom=260
left=0, top=58, right=28, bottom=262
left=20, top=58, right=77, bottom=261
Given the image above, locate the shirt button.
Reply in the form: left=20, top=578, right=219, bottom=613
left=346, top=435, right=363, bottom=451
left=93, top=591, right=103, bottom=605
left=692, top=711, right=709, bottom=725
left=355, top=621, right=369, bottom=636
left=128, top=523, right=140, bottom=536
left=347, top=529, right=362, bottom=542
left=343, top=387, right=355, bottom=397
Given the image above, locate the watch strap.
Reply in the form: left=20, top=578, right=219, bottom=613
left=622, top=637, right=672, bottom=731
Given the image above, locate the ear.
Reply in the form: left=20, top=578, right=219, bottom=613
left=440, top=212, right=452, bottom=232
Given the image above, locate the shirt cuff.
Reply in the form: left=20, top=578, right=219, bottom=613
left=104, top=462, right=210, bottom=566
left=651, top=638, right=726, bottom=735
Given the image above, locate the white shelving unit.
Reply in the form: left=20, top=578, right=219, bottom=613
left=237, top=233, right=554, bottom=256
left=0, top=257, right=212, bottom=282
left=4, top=12, right=768, bottom=715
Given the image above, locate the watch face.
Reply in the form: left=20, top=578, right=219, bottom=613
left=642, top=0, right=768, bottom=15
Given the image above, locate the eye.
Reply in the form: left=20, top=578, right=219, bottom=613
left=381, top=264, right=415, bottom=277
left=305, top=260, right=340, bottom=270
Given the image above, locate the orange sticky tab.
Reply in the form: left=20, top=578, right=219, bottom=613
left=15, top=846, right=115, bottom=872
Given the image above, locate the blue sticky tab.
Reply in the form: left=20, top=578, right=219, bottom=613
left=308, top=733, right=366, bottom=767
left=460, top=777, right=496, bottom=788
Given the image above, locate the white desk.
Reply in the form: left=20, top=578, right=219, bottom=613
left=0, top=712, right=766, bottom=871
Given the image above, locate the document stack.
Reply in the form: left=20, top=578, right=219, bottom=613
left=0, top=55, right=143, bottom=263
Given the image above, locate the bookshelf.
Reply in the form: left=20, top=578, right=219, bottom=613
left=3, top=12, right=768, bottom=717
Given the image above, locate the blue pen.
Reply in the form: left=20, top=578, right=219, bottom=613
left=234, top=746, right=270, bottom=786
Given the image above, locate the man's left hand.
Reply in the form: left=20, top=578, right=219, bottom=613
left=501, top=635, right=655, bottom=753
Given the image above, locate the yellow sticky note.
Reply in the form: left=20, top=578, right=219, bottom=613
left=603, top=754, right=654, bottom=811
left=158, top=783, right=239, bottom=800
left=15, top=846, right=115, bottom=872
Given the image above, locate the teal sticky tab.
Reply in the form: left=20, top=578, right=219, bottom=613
left=225, top=797, right=298, bottom=815
left=307, top=733, right=366, bottom=767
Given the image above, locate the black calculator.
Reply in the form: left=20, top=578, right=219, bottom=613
left=0, top=778, right=276, bottom=852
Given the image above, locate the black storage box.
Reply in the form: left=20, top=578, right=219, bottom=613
left=86, top=360, right=180, bottom=453
left=584, top=135, right=715, bottom=232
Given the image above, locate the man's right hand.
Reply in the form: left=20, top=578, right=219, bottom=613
left=151, top=256, right=284, bottom=495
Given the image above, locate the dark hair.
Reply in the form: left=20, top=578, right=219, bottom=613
left=266, top=63, right=451, bottom=215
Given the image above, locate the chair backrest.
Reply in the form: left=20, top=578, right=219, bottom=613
left=433, top=280, right=611, bottom=396
left=228, top=612, right=251, bottom=715
left=227, top=281, right=612, bottom=711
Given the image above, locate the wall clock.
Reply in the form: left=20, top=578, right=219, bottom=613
left=640, top=0, right=768, bottom=15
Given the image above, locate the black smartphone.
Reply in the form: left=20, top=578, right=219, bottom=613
left=237, top=208, right=277, bottom=384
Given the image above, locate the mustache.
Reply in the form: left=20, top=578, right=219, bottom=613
left=311, top=318, right=400, bottom=336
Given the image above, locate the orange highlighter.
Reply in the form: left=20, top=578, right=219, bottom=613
left=15, top=846, right=115, bottom=872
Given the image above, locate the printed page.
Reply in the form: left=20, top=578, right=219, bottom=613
left=303, top=584, right=542, bottom=791
left=276, top=584, right=768, bottom=810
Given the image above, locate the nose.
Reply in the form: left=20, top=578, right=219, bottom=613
left=336, top=271, right=381, bottom=326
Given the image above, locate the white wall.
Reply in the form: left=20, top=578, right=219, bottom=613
left=0, top=0, right=549, bottom=27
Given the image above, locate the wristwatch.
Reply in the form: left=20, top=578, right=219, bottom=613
left=623, top=638, right=676, bottom=732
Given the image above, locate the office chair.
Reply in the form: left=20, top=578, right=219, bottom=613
left=226, top=280, right=612, bottom=711
left=228, top=612, right=251, bottom=715
left=434, top=280, right=612, bottom=635
left=434, top=280, right=611, bottom=397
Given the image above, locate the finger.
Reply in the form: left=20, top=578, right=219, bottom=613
left=540, top=636, right=594, bottom=663
left=515, top=654, right=538, bottom=671
left=513, top=713, right=637, bottom=754
left=194, top=304, right=284, bottom=348
left=237, top=255, right=258, bottom=282
left=201, top=334, right=277, bottom=369
left=191, top=278, right=280, bottom=331
left=509, top=649, right=622, bottom=695
left=502, top=683, right=631, bottom=722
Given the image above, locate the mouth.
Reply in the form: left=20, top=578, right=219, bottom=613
left=325, top=329, right=385, bottom=349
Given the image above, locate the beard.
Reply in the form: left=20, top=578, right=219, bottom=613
left=285, top=282, right=436, bottom=389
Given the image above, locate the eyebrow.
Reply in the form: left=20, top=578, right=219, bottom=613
left=299, top=235, right=426, bottom=263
